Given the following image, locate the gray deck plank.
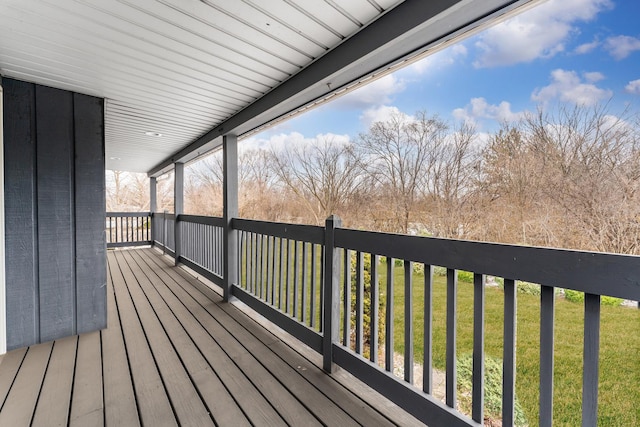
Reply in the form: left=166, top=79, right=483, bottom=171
left=0, top=347, right=27, bottom=409
left=119, top=250, right=247, bottom=426
left=70, top=332, right=104, bottom=426
left=131, top=250, right=321, bottom=426
left=142, top=248, right=400, bottom=427
left=165, top=267, right=362, bottom=426
left=31, top=335, right=77, bottom=427
left=0, top=341, right=53, bottom=426
left=120, top=254, right=252, bottom=426
left=102, top=262, right=140, bottom=427
left=108, top=252, right=177, bottom=427
left=126, top=250, right=287, bottom=426
left=113, top=251, right=214, bottom=427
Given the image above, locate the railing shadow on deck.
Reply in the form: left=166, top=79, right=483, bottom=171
left=107, top=211, right=640, bottom=427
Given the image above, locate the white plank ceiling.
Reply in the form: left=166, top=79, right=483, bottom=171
left=0, top=0, right=534, bottom=173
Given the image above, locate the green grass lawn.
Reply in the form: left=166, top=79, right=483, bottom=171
left=381, top=264, right=640, bottom=427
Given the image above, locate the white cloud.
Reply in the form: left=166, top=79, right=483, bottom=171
left=335, top=74, right=405, bottom=108
left=359, top=105, right=412, bottom=129
left=584, top=71, right=605, bottom=83
left=574, top=39, right=600, bottom=54
left=473, top=0, right=612, bottom=68
left=452, top=97, right=525, bottom=125
left=532, top=69, right=612, bottom=106
left=604, top=35, right=640, bottom=60
left=625, top=79, right=640, bottom=95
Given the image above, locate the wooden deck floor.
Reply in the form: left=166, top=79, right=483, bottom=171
left=0, top=248, right=421, bottom=426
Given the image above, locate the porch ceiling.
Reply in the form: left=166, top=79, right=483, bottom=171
left=0, top=0, right=536, bottom=174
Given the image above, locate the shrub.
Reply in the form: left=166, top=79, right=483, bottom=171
left=457, top=354, right=528, bottom=427
left=564, top=289, right=623, bottom=306
left=349, top=253, right=386, bottom=358
left=516, top=281, right=541, bottom=296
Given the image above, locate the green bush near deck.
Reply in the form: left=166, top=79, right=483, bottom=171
left=564, top=289, right=623, bottom=306
left=456, top=354, right=528, bottom=427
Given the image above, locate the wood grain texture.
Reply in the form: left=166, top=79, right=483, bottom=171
left=31, top=335, right=78, bottom=427
left=70, top=332, right=104, bottom=426
left=36, top=84, right=76, bottom=342
left=108, top=252, right=177, bottom=427
left=0, top=342, right=53, bottom=426
left=74, top=93, right=107, bottom=334
left=2, top=78, right=38, bottom=349
left=102, top=261, right=140, bottom=427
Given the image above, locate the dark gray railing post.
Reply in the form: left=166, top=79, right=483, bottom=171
left=174, top=162, right=184, bottom=265
left=322, top=215, right=341, bottom=372
left=223, top=134, right=238, bottom=302
left=150, top=176, right=157, bottom=244
left=163, top=210, right=167, bottom=255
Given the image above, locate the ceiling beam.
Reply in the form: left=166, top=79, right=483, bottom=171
left=148, top=0, right=535, bottom=177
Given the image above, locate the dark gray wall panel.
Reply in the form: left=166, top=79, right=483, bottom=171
left=3, top=79, right=39, bottom=349
left=74, top=93, right=106, bottom=334
left=36, top=85, right=76, bottom=342
left=3, top=78, right=106, bottom=349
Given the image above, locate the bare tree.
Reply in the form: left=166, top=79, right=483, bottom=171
left=358, top=110, right=448, bottom=233
left=268, top=136, right=365, bottom=224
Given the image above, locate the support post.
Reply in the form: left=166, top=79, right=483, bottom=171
left=174, top=162, right=184, bottom=265
left=322, top=215, right=341, bottom=372
left=223, top=135, right=238, bottom=302
left=150, top=176, right=157, bottom=243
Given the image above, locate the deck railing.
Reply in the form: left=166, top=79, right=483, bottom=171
left=106, top=212, right=152, bottom=248
left=107, top=211, right=640, bottom=426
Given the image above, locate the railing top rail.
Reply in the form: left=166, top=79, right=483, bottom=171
left=179, top=214, right=225, bottom=227
left=233, top=218, right=324, bottom=244
left=151, top=212, right=176, bottom=220
left=107, top=211, right=152, bottom=217
left=335, top=227, right=640, bottom=301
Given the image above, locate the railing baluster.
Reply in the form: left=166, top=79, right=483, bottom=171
left=370, top=254, right=379, bottom=364
left=404, top=260, right=413, bottom=384
left=242, top=231, right=248, bottom=289
left=319, top=246, right=325, bottom=330
left=285, top=239, right=291, bottom=314
left=355, top=251, right=364, bottom=355
left=472, top=273, right=485, bottom=423
left=446, top=268, right=457, bottom=408
left=265, top=235, right=271, bottom=304
left=279, top=237, right=286, bottom=311
left=259, top=234, right=265, bottom=299
left=424, top=264, right=433, bottom=394
left=582, top=293, right=601, bottom=427
left=310, top=244, right=317, bottom=329
left=343, top=249, right=351, bottom=347
left=503, top=278, right=516, bottom=426
left=540, top=285, right=555, bottom=427
left=301, top=242, right=307, bottom=322
left=385, top=257, right=394, bottom=372
left=293, top=240, right=299, bottom=318
left=270, top=236, right=277, bottom=306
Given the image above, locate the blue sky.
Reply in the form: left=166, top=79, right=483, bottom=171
left=244, top=0, right=640, bottom=149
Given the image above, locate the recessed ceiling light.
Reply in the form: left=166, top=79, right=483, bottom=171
left=109, top=157, right=121, bottom=160
left=144, top=131, right=163, bottom=137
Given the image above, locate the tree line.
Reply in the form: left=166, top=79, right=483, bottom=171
left=108, top=103, right=640, bottom=255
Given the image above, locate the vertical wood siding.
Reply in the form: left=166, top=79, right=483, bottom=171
left=3, top=78, right=106, bottom=349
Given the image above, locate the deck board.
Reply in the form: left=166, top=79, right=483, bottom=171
left=31, top=335, right=77, bottom=427
left=0, top=247, right=422, bottom=426
left=70, top=332, right=104, bottom=426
